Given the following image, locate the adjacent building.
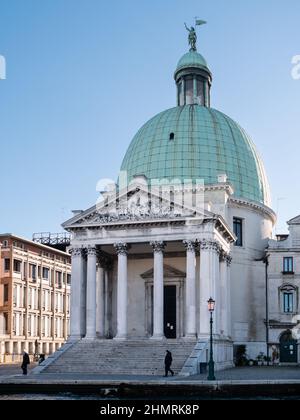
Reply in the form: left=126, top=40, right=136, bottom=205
left=268, top=216, right=300, bottom=363
left=0, top=234, right=71, bottom=363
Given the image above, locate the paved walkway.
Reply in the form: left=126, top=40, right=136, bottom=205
left=190, top=366, right=300, bottom=381
left=1, top=365, right=300, bottom=383
left=0, top=363, right=36, bottom=377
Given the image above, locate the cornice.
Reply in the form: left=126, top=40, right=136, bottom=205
left=229, top=197, right=276, bottom=223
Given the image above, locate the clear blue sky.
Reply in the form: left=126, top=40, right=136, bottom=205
left=0, top=0, right=299, bottom=237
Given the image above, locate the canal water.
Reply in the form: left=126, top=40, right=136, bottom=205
left=0, top=394, right=300, bottom=400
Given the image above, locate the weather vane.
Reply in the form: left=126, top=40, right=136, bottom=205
left=184, top=18, right=207, bottom=52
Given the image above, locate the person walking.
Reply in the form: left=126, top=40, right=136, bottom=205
left=21, top=349, right=30, bottom=375
left=164, top=350, right=174, bottom=377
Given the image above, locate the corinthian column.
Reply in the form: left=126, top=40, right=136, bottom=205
left=199, top=240, right=220, bottom=337
left=219, top=251, right=228, bottom=338
left=150, top=241, right=166, bottom=340
left=85, top=247, right=97, bottom=339
left=114, top=243, right=128, bottom=339
left=226, top=255, right=232, bottom=338
left=69, top=248, right=85, bottom=340
left=96, top=263, right=105, bottom=338
left=183, top=240, right=197, bottom=338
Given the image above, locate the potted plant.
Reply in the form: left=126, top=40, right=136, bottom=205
left=256, top=352, right=265, bottom=366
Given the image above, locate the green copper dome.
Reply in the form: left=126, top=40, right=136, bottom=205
left=176, top=51, right=209, bottom=72
left=120, top=105, right=271, bottom=206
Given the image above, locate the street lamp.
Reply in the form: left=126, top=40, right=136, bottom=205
left=207, top=297, right=216, bottom=381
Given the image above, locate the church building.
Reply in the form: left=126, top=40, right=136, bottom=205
left=39, top=26, right=278, bottom=375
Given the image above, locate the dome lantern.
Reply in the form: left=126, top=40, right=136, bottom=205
left=174, top=22, right=212, bottom=107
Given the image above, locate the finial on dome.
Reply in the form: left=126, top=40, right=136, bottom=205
left=184, top=19, right=207, bottom=52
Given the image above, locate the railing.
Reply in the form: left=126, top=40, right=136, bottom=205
left=32, top=232, right=71, bottom=247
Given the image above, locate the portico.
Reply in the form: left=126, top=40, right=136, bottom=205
left=66, top=196, right=234, bottom=343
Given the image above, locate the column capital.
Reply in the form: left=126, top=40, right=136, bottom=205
left=219, top=249, right=227, bottom=262
left=183, top=240, right=198, bottom=252
left=219, top=250, right=232, bottom=266
left=69, top=248, right=84, bottom=257
left=199, top=239, right=221, bottom=254
left=150, top=241, right=166, bottom=253
left=226, top=254, right=233, bottom=266
left=114, top=242, right=129, bottom=256
left=87, top=246, right=97, bottom=257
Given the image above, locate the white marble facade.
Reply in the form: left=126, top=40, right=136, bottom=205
left=63, top=177, right=277, bottom=369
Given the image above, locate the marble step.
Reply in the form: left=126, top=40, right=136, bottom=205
left=45, top=339, right=196, bottom=375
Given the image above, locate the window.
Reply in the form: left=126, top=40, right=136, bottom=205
left=2, top=240, right=8, bottom=248
left=196, top=78, right=205, bottom=105
left=283, top=292, right=294, bottom=313
left=56, top=271, right=62, bottom=288
left=30, top=264, right=36, bottom=280
left=3, top=313, right=8, bottom=334
left=42, top=267, right=49, bottom=280
left=13, top=286, right=17, bottom=306
left=4, top=284, right=9, bottom=303
left=233, top=217, right=243, bottom=247
left=185, top=78, right=194, bottom=105
left=178, top=80, right=184, bottom=105
left=280, top=285, right=297, bottom=313
left=13, top=259, right=21, bottom=273
left=4, top=258, right=10, bottom=271
left=169, top=132, right=175, bottom=141
left=67, top=274, right=71, bottom=285
left=283, top=257, right=294, bottom=274
left=12, top=313, right=16, bottom=334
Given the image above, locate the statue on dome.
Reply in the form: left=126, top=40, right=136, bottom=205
left=185, top=20, right=207, bottom=52
left=185, top=23, right=197, bottom=51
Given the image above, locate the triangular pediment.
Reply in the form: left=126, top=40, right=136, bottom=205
left=141, top=264, right=186, bottom=279
left=62, top=180, right=216, bottom=229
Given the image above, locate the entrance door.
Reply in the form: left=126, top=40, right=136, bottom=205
left=164, top=286, right=176, bottom=339
left=280, top=331, right=298, bottom=363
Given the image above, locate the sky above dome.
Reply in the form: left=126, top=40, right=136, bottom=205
left=0, top=0, right=299, bottom=236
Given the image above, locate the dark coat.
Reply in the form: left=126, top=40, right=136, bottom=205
left=22, top=352, right=30, bottom=367
left=165, top=352, right=172, bottom=366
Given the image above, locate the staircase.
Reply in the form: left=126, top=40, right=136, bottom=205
left=44, top=339, right=196, bottom=376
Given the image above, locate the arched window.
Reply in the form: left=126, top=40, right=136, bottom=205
left=279, top=285, right=298, bottom=314
left=280, top=330, right=293, bottom=343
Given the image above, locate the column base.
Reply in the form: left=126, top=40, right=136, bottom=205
left=150, top=334, right=165, bottom=340
left=83, top=335, right=97, bottom=341
left=184, top=334, right=197, bottom=341
left=114, top=335, right=127, bottom=341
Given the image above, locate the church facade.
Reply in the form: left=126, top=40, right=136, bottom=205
left=41, top=29, right=280, bottom=375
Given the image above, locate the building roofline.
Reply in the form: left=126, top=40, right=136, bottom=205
left=287, top=215, right=300, bottom=225
left=0, top=233, right=71, bottom=257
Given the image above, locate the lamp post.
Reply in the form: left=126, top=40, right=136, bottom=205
left=207, top=297, right=216, bottom=381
